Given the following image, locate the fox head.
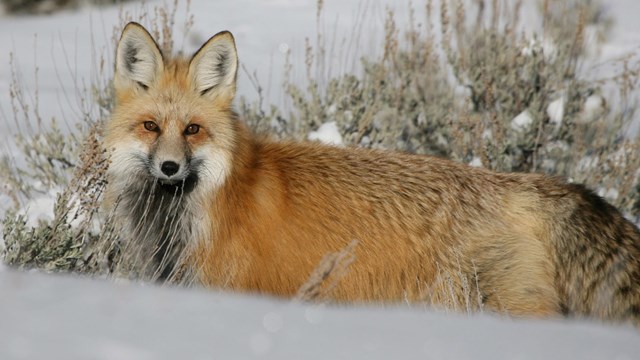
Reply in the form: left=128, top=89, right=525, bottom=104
left=106, top=22, right=239, bottom=196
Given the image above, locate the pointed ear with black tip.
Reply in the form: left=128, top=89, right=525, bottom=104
left=114, top=22, right=164, bottom=93
left=188, top=31, right=238, bottom=101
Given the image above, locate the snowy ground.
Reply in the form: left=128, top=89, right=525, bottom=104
left=1, top=0, right=640, bottom=358
left=1, top=270, right=638, bottom=360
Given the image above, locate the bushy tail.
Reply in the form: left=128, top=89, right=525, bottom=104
left=553, top=184, right=640, bottom=326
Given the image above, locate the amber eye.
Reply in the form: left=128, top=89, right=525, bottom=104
left=143, top=121, right=159, bottom=132
left=185, top=124, right=200, bottom=135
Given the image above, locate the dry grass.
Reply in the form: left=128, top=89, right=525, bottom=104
left=295, top=240, right=358, bottom=302
left=1, top=0, right=639, bottom=316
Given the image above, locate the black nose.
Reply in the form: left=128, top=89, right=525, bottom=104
left=160, top=161, right=180, bottom=176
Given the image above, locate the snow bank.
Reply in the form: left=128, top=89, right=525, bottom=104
left=0, top=270, right=638, bottom=360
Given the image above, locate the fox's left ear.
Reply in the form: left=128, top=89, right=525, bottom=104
left=189, top=31, right=238, bottom=100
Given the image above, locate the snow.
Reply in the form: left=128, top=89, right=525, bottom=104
left=20, top=187, right=60, bottom=227
left=600, top=1, right=640, bottom=61
left=0, top=270, right=638, bottom=360
left=598, top=187, right=620, bottom=203
left=583, top=93, right=606, bottom=122
left=546, top=96, right=565, bottom=130
left=511, top=110, right=534, bottom=132
left=521, top=37, right=557, bottom=61
left=308, top=121, right=343, bottom=146
left=468, top=156, right=483, bottom=168
left=577, top=155, right=599, bottom=172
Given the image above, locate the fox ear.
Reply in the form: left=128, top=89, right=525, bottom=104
left=115, top=22, right=164, bottom=92
left=189, top=31, right=238, bottom=100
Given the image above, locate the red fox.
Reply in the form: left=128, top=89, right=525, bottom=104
left=105, top=22, right=640, bottom=326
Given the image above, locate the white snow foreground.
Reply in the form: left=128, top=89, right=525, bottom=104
left=0, top=271, right=638, bottom=360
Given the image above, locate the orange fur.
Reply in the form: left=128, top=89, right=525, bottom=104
left=105, top=23, right=640, bottom=325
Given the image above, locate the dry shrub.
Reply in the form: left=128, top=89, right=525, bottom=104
left=242, top=0, right=640, bottom=217
left=420, top=262, right=485, bottom=315
left=295, top=240, right=358, bottom=302
left=2, top=123, right=114, bottom=273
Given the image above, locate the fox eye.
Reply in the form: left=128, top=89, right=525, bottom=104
left=185, top=124, right=200, bottom=135
left=143, top=121, right=159, bottom=132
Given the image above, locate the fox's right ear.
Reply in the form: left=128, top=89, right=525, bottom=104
left=114, top=22, right=164, bottom=92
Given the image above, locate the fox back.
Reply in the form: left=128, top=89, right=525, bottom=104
left=105, top=23, right=640, bottom=326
